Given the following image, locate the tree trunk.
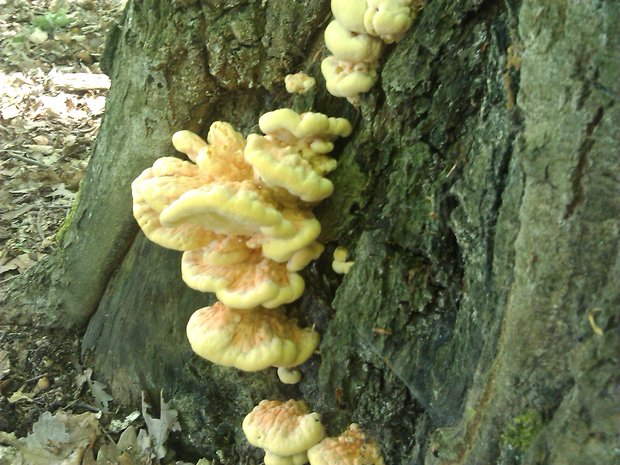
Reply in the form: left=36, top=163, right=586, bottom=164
left=4, top=0, right=618, bottom=464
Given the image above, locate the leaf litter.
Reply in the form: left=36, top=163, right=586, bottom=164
left=0, top=1, right=210, bottom=463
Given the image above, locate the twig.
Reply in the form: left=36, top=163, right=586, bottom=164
left=2, top=151, right=49, bottom=169
left=35, top=209, right=46, bottom=241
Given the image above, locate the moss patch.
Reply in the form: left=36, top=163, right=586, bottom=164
left=55, top=180, right=82, bottom=244
left=501, top=409, right=543, bottom=451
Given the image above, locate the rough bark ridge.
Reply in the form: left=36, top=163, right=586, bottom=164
left=4, top=0, right=618, bottom=464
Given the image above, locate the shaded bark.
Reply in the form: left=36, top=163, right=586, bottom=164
left=4, top=0, right=619, bottom=464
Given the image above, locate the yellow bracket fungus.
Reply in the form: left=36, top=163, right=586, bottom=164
left=243, top=399, right=325, bottom=463
left=131, top=109, right=351, bottom=377
left=186, top=303, right=319, bottom=372
left=322, top=0, right=419, bottom=104
left=308, top=423, right=384, bottom=465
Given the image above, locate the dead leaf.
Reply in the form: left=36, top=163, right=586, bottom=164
left=75, top=368, right=114, bottom=411
left=0, top=253, right=36, bottom=274
left=2, top=104, right=20, bottom=119
left=32, top=135, right=49, bottom=145
left=141, top=391, right=181, bottom=460
left=28, top=28, right=49, bottom=44
left=0, top=350, right=11, bottom=380
left=8, top=385, right=34, bottom=403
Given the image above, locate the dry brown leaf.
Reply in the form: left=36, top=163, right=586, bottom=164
left=0, top=253, right=37, bottom=274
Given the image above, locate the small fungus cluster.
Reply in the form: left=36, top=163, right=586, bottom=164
left=322, top=0, right=418, bottom=104
left=242, top=401, right=384, bottom=465
left=132, top=108, right=351, bottom=377
left=332, top=246, right=354, bottom=274
left=285, top=72, right=317, bottom=94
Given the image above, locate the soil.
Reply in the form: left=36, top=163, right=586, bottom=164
left=0, top=0, right=143, bottom=454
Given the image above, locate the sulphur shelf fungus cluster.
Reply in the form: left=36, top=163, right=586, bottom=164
left=322, top=0, right=419, bottom=104
left=132, top=106, right=385, bottom=464
left=242, top=400, right=384, bottom=465
left=131, top=108, right=351, bottom=381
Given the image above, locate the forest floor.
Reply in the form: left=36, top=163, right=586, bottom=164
left=0, top=1, right=204, bottom=464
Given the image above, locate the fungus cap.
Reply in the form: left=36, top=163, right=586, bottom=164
left=324, top=20, right=383, bottom=63
left=132, top=157, right=205, bottom=213
left=244, top=134, right=335, bottom=203
left=331, top=0, right=368, bottom=34
left=243, top=400, right=325, bottom=457
left=363, top=0, right=414, bottom=43
left=321, top=56, right=378, bottom=101
left=249, top=210, right=321, bottom=264
left=131, top=159, right=219, bottom=251
left=186, top=303, right=319, bottom=371
left=159, top=181, right=293, bottom=237
left=258, top=109, right=352, bottom=144
left=182, top=237, right=305, bottom=309
left=307, top=423, right=384, bottom=465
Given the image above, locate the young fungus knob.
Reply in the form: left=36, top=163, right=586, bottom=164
left=277, top=367, right=302, bottom=385
left=321, top=57, right=378, bottom=105
left=363, top=0, right=416, bottom=44
left=285, top=72, right=316, bottom=94
left=331, top=0, right=368, bottom=34
left=332, top=246, right=354, bottom=274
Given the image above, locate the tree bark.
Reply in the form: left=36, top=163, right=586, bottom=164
left=3, top=0, right=618, bottom=464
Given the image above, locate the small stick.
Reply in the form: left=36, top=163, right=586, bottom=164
left=2, top=152, right=49, bottom=169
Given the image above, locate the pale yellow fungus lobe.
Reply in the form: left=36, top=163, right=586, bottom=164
left=321, top=57, right=378, bottom=104
left=287, top=242, right=324, bottom=272
left=324, top=20, right=383, bottom=63
left=159, top=181, right=293, bottom=238
left=245, top=109, right=351, bottom=202
left=171, top=130, right=208, bottom=162
left=331, top=0, right=368, bottom=34
left=131, top=158, right=219, bottom=251
left=248, top=210, right=322, bottom=264
left=194, top=122, right=253, bottom=181
left=285, top=72, right=316, bottom=94
left=332, top=246, right=354, bottom=274
left=243, top=399, right=325, bottom=459
left=182, top=237, right=305, bottom=309
left=277, top=367, right=302, bottom=385
left=364, top=0, right=415, bottom=43
left=308, top=423, right=384, bottom=465
left=323, top=0, right=417, bottom=103
left=186, top=303, right=320, bottom=371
